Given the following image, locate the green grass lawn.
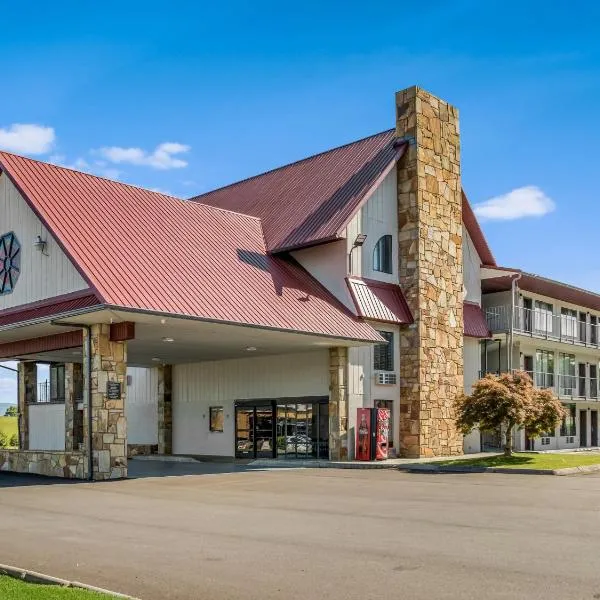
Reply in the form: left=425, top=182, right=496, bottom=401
left=0, top=576, right=113, bottom=599
left=0, top=416, right=17, bottom=446
left=437, top=452, right=600, bottom=470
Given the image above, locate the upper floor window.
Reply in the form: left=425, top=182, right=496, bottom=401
left=374, top=331, right=394, bottom=371
left=373, top=235, right=393, bottom=274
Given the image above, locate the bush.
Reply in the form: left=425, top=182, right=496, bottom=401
left=4, top=405, right=17, bottom=417
left=0, top=431, right=8, bottom=448
left=9, top=433, right=18, bottom=448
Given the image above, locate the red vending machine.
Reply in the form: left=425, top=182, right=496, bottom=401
left=356, top=408, right=371, bottom=461
left=356, top=407, right=391, bottom=461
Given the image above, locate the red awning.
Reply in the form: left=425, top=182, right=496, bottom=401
left=346, top=277, right=413, bottom=325
left=464, top=301, right=490, bottom=338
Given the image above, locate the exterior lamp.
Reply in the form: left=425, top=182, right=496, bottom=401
left=33, top=235, right=47, bottom=253
left=349, top=233, right=367, bottom=273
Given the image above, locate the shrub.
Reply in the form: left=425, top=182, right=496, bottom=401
left=0, top=431, right=8, bottom=448
left=9, top=433, right=18, bottom=448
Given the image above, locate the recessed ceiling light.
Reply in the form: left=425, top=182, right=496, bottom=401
left=245, top=346, right=257, bottom=352
left=160, top=319, right=167, bottom=325
left=151, top=357, right=162, bottom=362
left=162, top=337, right=175, bottom=343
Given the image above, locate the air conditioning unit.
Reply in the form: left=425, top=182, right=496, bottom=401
left=375, top=372, right=397, bottom=385
left=566, top=436, right=575, bottom=444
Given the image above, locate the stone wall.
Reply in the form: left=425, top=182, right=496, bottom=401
left=157, top=364, right=172, bottom=455
left=128, top=444, right=158, bottom=457
left=17, top=362, right=36, bottom=450
left=329, top=347, right=348, bottom=460
left=85, top=324, right=128, bottom=480
left=64, top=363, right=83, bottom=452
left=396, top=86, right=464, bottom=457
left=0, top=450, right=85, bottom=478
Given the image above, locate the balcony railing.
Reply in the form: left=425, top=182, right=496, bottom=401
left=35, top=381, right=65, bottom=404
left=485, top=305, right=600, bottom=348
left=479, top=370, right=599, bottom=401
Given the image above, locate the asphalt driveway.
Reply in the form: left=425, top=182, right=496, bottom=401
left=1, top=467, right=600, bottom=600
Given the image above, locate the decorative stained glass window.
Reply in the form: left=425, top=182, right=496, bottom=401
left=0, top=232, right=21, bottom=295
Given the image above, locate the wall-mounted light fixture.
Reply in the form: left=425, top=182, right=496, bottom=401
left=349, top=233, right=367, bottom=273
left=33, top=235, right=48, bottom=254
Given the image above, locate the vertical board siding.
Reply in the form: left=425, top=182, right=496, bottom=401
left=463, top=226, right=482, bottom=304
left=126, top=367, right=158, bottom=444
left=172, top=351, right=329, bottom=456
left=0, top=173, right=88, bottom=310
left=29, top=403, right=66, bottom=451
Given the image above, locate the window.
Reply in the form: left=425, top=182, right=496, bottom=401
left=0, top=232, right=21, bottom=295
left=560, top=308, right=577, bottom=340
left=534, top=301, right=554, bottom=335
left=209, top=406, right=224, bottom=432
left=535, top=349, right=554, bottom=388
left=559, top=353, right=576, bottom=396
left=560, top=403, right=576, bottom=437
left=373, top=235, right=393, bottom=274
left=374, top=331, right=394, bottom=372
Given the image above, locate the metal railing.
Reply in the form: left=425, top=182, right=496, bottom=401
left=479, top=370, right=599, bottom=400
left=36, top=381, right=65, bottom=404
left=485, top=305, right=600, bottom=347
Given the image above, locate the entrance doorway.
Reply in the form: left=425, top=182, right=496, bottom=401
left=235, top=397, right=329, bottom=459
left=591, top=411, right=598, bottom=447
left=580, top=410, right=588, bottom=447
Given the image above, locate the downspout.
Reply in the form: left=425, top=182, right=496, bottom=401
left=508, top=273, right=522, bottom=373
left=51, top=321, right=94, bottom=481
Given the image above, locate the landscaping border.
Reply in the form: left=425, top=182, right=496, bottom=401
left=0, top=563, right=140, bottom=599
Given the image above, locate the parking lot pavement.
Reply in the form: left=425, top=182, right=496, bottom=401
left=1, top=468, right=600, bottom=600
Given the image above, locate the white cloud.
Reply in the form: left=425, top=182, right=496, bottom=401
left=473, top=186, right=556, bottom=221
left=48, top=155, right=122, bottom=180
left=0, top=123, right=55, bottom=155
left=97, top=142, right=190, bottom=170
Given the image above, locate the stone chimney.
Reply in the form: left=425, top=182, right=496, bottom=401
left=396, top=86, right=464, bottom=458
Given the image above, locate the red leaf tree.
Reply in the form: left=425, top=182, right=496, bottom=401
left=455, top=371, right=566, bottom=456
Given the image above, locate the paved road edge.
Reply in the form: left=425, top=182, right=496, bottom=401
left=0, top=563, right=141, bottom=599
left=395, top=463, right=600, bottom=476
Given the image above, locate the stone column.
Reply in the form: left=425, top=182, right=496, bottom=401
left=328, top=347, right=348, bottom=461
left=84, top=324, right=128, bottom=480
left=157, top=364, right=173, bottom=455
left=396, top=86, right=464, bottom=457
left=17, top=362, right=36, bottom=450
left=64, top=363, right=83, bottom=452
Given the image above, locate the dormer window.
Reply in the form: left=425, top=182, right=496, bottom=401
left=373, top=235, right=393, bottom=274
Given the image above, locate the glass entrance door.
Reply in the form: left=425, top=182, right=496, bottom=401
left=235, top=406, right=255, bottom=458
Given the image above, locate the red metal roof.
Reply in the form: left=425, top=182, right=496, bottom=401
left=192, top=130, right=405, bottom=253
left=346, top=277, right=413, bottom=325
left=0, top=152, right=382, bottom=343
left=0, top=291, right=101, bottom=328
left=462, top=192, right=496, bottom=267
left=463, top=301, right=491, bottom=338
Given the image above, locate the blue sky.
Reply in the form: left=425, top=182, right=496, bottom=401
left=1, top=1, right=599, bottom=401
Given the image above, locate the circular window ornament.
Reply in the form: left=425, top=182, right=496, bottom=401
left=0, top=232, right=21, bottom=295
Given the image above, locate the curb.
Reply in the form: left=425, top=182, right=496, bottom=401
left=395, top=463, right=600, bottom=476
left=0, top=563, right=141, bottom=599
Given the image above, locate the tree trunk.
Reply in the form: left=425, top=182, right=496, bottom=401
left=504, top=424, right=513, bottom=457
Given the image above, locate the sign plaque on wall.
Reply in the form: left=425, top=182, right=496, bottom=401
left=106, top=381, right=122, bottom=400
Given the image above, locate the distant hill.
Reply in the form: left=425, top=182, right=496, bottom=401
left=0, top=402, right=17, bottom=416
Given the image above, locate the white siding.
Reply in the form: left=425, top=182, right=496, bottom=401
left=463, top=337, right=481, bottom=453
left=0, top=173, right=88, bottom=310
left=172, top=351, right=329, bottom=456
left=291, top=240, right=354, bottom=311
left=126, top=367, right=158, bottom=445
left=347, top=166, right=398, bottom=283
left=348, top=323, right=400, bottom=455
left=463, top=226, right=481, bottom=304
left=29, top=403, right=65, bottom=451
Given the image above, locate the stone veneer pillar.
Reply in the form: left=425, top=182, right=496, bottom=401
left=157, top=364, right=173, bottom=455
left=328, top=347, right=348, bottom=461
left=17, top=362, right=36, bottom=450
left=396, top=86, right=464, bottom=457
left=64, top=363, right=83, bottom=452
left=84, top=324, right=128, bottom=480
